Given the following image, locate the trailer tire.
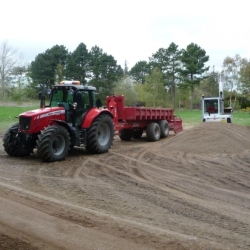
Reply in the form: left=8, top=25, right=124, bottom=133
left=36, top=125, right=70, bottom=162
left=119, top=129, right=133, bottom=141
left=146, top=122, right=161, bottom=142
left=132, top=129, right=143, bottom=139
left=86, top=114, right=114, bottom=153
left=157, top=120, right=169, bottom=138
left=3, top=123, right=33, bottom=157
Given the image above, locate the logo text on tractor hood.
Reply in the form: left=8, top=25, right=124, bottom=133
left=37, top=110, right=65, bottom=119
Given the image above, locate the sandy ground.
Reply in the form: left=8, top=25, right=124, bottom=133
left=0, top=122, right=250, bottom=250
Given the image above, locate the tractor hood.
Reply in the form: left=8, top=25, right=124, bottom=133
left=19, top=107, right=66, bottom=133
left=19, top=107, right=65, bottom=119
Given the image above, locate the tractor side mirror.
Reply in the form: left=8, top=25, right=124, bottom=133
left=68, top=88, right=74, bottom=95
left=96, top=98, right=102, bottom=108
left=73, top=102, right=77, bottom=110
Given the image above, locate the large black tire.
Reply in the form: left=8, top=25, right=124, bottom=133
left=157, top=120, right=169, bottom=138
left=132, top=129, right=143, bottom=139
left=119, top=129, right=133, bottom=141
left=3, top=123, right=33, bottom=157
left=36, top=126, right=70, bottom=162
left=86, top=114, right=114, bottom=154
left=146, top=122, right=161, bottom=142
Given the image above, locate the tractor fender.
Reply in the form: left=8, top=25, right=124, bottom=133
left=50, top=119, right=70, bottom=129
left=81, top=109, right=113, bottom=129
left=50, top=120, right=74, bottom=137
left=50, top=119, right=88, bottom=147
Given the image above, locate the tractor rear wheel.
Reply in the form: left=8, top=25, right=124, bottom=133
left=36, top=125, right=70, bottom=162
left=3, top=123, right=33, bottom=157
left=157, top=120, right=169, bottom=138
left=146, top=122, right=161, bottom=142
left=86, top=114, right=114, bottom=153
left=119, top=129, right=133, bottom=141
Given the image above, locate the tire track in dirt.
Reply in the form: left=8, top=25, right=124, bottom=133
left=145, top=149, right=250, bottom=208
left=1, top=123, right=250, bottom=249
left=117, top=146, right=151, bottom=181
left=108, top=149, right=248, bottom=203
left=1, top=147, right=250, bottom=222
left=62, top=157, right=90, bottom=178
left=105, top=149, right=250, bottom=242
left=0, top=183, right=171, bottom=250
left=151, top=149, right=250, bottom=195
left=4, top=148, right=249, bottom=232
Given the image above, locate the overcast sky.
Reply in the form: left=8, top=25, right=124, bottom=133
left=1, top=0, right=249, bottom=71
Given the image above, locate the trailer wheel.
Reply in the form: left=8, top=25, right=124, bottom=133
left=3, top=123, right=33, bottom=157
left=157, top=120, right=169, bottom=138
left=146, top=122, right=161, bottom=142
left=119, top=129, right=133, bottom=141
left=132, top=129, right=143, bottom=139
left=36, top=125, right=70, bottom=162
left=86, top=114, right=114, bottom=153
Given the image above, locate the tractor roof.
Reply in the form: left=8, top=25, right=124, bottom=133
left=54, top=80, right=96, bottom=91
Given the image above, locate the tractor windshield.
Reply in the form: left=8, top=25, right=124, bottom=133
left=205, top=99, right=218, bottom=114
left=50, top=88, right=95, bottom=110
left=50, top=89, right=73, bottom=107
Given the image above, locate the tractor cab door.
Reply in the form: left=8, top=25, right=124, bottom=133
left=74, top=90, right=93, bottom=126
left=50, top=88, right=74, bottom=122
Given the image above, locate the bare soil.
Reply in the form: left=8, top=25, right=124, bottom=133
left=0, top=122, right=250, bottom=250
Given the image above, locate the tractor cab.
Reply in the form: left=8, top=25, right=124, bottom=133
left=50, top=81, right=97, bottom=126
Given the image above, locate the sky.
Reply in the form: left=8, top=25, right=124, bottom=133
left=1, top=0, right=249, bottom=72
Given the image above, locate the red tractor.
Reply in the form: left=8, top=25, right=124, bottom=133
left=3, top=81, right=183, bottom=162
left=3, top=81, right=114, bottom=162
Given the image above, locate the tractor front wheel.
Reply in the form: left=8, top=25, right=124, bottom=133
left=86, top=114, right=114, bottom=153
left=36, top=126, right=70, bottom=162
left=3, top=123, right=33, bottom=157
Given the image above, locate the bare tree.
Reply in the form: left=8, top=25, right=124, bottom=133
left=222, top=54, right=241, bottom=108
left=0, top=40, right=19, bottom=98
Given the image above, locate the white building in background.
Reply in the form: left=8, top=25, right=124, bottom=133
left=8, top=72, right=31, bottom=88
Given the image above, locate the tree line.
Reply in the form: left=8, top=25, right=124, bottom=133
left=1, top=40, right=250, bottom=109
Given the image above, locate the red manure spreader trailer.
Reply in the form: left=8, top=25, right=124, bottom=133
left=3, top=81, right=183, bottom=162
left=106, top=95, right=183, bottom=141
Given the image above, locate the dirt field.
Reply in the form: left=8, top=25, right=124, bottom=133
left=0, top=122, right=250, bottom=250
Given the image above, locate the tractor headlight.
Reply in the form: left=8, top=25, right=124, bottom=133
left=19, top=116, right=32, bottom=130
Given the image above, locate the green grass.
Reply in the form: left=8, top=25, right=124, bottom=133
left=230, top=111, right=250, bottom=126
left=0, top=105, right=39, bottom=134
left=175, top=109, right=250, bottom=126
left=175, top=110, right=201, bottom=125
